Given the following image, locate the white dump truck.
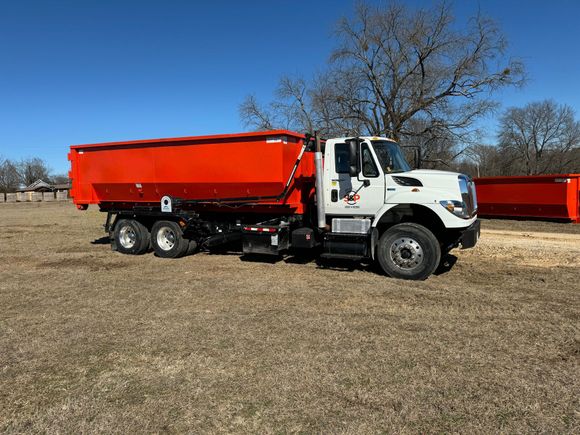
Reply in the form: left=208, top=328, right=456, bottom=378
left=70, top=130, right=479, bottom=280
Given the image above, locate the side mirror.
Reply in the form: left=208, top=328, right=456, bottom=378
left=347, top=138, right=359, bottom=177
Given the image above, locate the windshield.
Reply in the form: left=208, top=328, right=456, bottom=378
left=371, top=140, right=411, bottom=173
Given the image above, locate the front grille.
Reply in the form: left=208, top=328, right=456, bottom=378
left=459, top=175, right=477, bottom=217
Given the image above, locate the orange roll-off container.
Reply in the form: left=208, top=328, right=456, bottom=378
left=68, top=130, right=316, bottom=215
left=474, top=174, right=580, bottom=223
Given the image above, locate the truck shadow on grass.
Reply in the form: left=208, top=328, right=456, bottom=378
left=241, top=252, right=375, bottom=272
left=434, top=253, right=458, bottom=276
left=287, top=252, right=458, bottom=276
left=91, top=236, right=110, bottom=245
left=88, top=237, right=458, bottom=277
left=240, top=254, right=284, bottom=265
left=222, top=247, right=458, bottom=277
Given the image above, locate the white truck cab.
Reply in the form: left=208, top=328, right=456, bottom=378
left=317, top=136, right=479, bottom=280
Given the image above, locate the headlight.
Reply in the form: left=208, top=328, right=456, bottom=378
left=440, top=200, right=470, bottom=219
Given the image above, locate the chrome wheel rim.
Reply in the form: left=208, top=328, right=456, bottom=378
left=157, top=226, right=176, bottom=251
left=389, top=237, right=424, bottom=270
left=119, top=225, right=137, bottom=249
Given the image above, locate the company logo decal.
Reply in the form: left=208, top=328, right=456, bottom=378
left=344, top=192, right=360, bottom=205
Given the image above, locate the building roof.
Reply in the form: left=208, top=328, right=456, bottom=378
left=53, top=183, right=71, bottom=190
left=16, top=179, right=71, bottom=192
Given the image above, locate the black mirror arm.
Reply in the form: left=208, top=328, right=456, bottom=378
left=350, top=180, right=370, bottom=199
left=401, top=145, right=422, bottom=169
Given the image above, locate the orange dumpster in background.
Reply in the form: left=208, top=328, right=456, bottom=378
left=474, top=174, right=580, bottom=223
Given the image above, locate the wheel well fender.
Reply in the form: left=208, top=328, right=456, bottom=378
left=373, top=204, right=446, bottom=240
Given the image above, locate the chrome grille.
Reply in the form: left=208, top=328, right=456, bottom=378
left=458, top=175, right=477, bottom=217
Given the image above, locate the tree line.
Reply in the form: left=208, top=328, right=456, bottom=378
left=458, top=100, right=580, bottom=176
left=0, top=157, right=68, bottom=193
left=240, top=1, right=579, bottom=177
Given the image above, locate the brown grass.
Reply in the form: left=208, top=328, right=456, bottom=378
left=0, top=202, right=579, bottom=433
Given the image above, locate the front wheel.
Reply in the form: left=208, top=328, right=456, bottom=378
left=377, top=223, right=441, bottom=280
left=151, top=221, right=189, bottom=258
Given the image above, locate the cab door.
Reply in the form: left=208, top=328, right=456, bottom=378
left=324, top=140, right=385, bottom=217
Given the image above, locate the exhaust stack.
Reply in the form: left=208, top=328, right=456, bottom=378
left=314, top=132, right=326, bottom=229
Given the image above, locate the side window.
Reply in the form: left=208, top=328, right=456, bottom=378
left=361, top=143, right=379, bottom=177
left=335, top=143, right=350, bottom=173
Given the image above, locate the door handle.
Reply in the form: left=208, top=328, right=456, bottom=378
left=331, top=189, right=338, bottom=202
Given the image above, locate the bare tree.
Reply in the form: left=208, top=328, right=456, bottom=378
left=18, top=157, right=51, bottom=186
left=0, top=158, right=21, bottom=193
left=0, top=156, right=66, bottom=191
left=240, top=77, right=317, bottom=133
left=241, top=1, right=524, bottom=163
left=459, top=143, right=512, bottom=177
left=239, top=95, right=276, bottom=131
left=50, top=174, right=70, bottom=185
left=498, top=100, right=580, bottom=175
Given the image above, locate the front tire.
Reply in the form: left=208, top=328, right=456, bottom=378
left=151, top=220, right=189, bottom=258
left=377, top=223, right=441, bottom=280
left=113, top=219, right=150, bottom=255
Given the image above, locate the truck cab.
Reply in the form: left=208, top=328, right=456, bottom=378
left=317, top=136, right=479, bottom=279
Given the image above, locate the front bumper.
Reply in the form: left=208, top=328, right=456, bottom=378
left=460, top=219, right=480, bottom=249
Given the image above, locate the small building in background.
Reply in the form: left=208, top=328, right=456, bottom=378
left=15, top=179, right=71, bottom=201
left=17, top=180, right=54, bottom=193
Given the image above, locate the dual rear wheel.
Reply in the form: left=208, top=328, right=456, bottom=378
left=151, top=221, right=190, bottom=258
left=113, top=219, right=194, bottom=258
left=114, top=219, right=150, bottom=255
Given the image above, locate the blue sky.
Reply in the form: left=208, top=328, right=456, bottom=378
left=1, top=0, right=579, bottom=174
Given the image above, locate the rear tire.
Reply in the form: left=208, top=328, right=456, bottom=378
left=377, top=223, right=441, bottom=280
left=151, top=220, right=189, bottom=258
left=186, top=240, right=198, bottom=256
left=113, top=219, right=150, bottom=255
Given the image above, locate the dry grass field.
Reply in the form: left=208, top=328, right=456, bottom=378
left=1, top=202, right=579, bottom=433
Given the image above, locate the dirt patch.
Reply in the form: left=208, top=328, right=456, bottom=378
left=0, top=203, right=578, bottom=433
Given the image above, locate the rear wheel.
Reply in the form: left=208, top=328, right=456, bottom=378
left=186, top=240, right=198, bottom=256
left=113, top=219, right=150, bottom=255
left=377, top=223, right=441, bottom=280
left=151, top=220, right=189, bottom=258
